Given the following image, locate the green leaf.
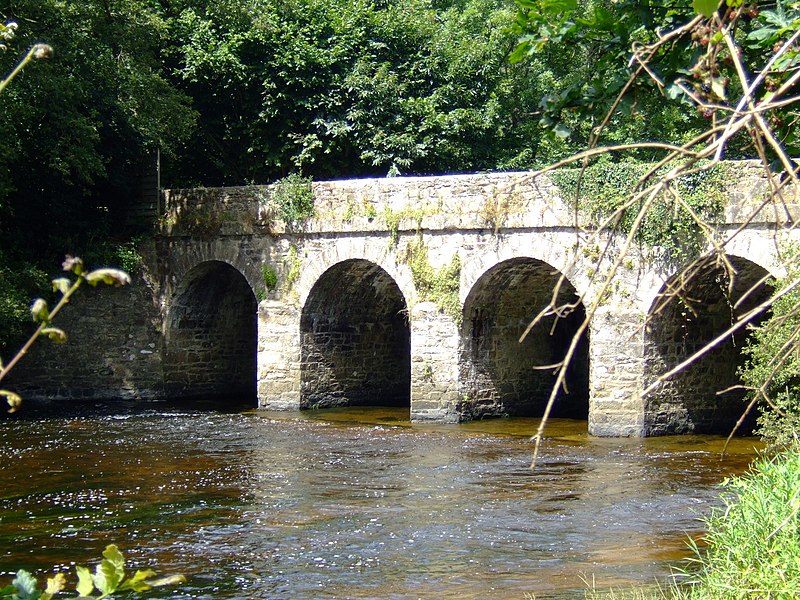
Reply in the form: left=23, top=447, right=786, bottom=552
left=12, top=570, right=39, bottom=600
left=51, top=278, right=72, bottom=295
left=118, top=570, right=157, bottom=593
left=41, top=573, right=66, bottom=600
left=541, top=0, right=576, bottom=14
left=666, top=83, right=684, bottom=100
left=509, top=41, right=532, bottom=64
left=553, top=122, right=572, bottom=139
left=30, top=298, right=48, bottom=323
left=75, top=566, right=94, bottom=597
left=41, top=328, right=67, bottom=344
left=85, top=268, right=131, bottom=288
left=692, top=0, right=718, bottom=18
left=92, top=545, right=125, bottom=596
left=144, top=574, right=187, bottom=588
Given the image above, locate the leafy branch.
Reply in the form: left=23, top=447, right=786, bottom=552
left=0, top=544, right=185, bottom=600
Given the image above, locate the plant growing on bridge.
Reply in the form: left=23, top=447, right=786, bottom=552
left=550, top=161, right=727, bottom=262
left=405, top=239, right=461, bottom=324
left=262, top=263, right=278, bottom=293
left=271, top=174, right=314, bottom=231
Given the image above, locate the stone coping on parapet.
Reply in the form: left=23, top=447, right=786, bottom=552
left=159, top=160, right=799, bottom=238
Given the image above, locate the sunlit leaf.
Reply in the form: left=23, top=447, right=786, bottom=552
left=692, top=0, right=718, bottom=18
left=541, top=0, right=576, bottom=14
left=42, top=572, right=66, bottom=600
left=92, top=546, right=125, bottom=595
left=42, top=328, right=67, bottom=344
left=1, top=390, right=22, bottom=413
left=711, top=77, right=727, bottom=100
left=119, top=569, right=157, bottom=592
left=30, top=298, right=49, bottom=323
left=51, top=278, right=72, bottom=294
left=145, top=574, right=187, bottom=588
left=75, top=565, right=94, bottom=597
left=85, top=268, right=131, bottom=287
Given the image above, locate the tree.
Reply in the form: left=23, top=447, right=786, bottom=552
left=161, top=0, right=553, bottom=186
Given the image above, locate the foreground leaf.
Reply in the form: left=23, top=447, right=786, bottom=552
left=75, top=566, right=94, bottom=597
left=12, top=570, right=39, bottom=600
left=692, top=0, right=718, bottom=18
left=85, top=269, right=131, bottom=287
left=0, top=390, right=22, bottom=413
left=118, top=569, right=157, bottom=593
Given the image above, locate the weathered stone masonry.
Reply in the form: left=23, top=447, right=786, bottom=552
left=10, top=162, right=799, bottom=436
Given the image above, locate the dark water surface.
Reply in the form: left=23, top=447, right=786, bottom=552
left=0, top=405, right=760, bottom=598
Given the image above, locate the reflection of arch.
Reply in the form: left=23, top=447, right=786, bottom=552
left=165, top=260, right=257, bottom=404
left=643, top=255, right=772, bottom=435
left=300, top=259, right=410, bottom=409
left=458, top=258, right=589, bottom=419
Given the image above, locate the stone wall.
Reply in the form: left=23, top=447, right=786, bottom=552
left=7, top=265, right=164, bottom=404
left=163, top=260, right=258, bottom=402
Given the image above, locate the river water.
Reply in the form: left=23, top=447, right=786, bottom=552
left=0, top=404, right=760, bottom=598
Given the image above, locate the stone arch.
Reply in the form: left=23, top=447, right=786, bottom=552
left=300, top=259, right=411, bottom=409
left=164, top=260, right=258, bottom=404
left=295, top=240, right=414, bottom=310
left=643, top=254, right=773, bottom=435
left=458, top=257, right=589, bottom=419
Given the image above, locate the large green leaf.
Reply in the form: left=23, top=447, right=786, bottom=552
left=11, top=570, right=39, bottom=600
left=692, top=0, right=718, bottom=18
left=75, top=566, right=94, bottom=597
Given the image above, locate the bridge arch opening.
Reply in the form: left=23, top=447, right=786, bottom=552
left=164, top=260, right=257, bottom=406
left=459, top=258, right=589, bottom=420
left=643, top=255, right=772, bottom=435
left=300, top=259, right=411, bottom=409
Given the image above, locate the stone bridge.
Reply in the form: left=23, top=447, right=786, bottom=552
left=13, top=161, right=798, bottom=436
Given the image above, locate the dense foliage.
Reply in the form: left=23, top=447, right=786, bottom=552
left=162, top=0, right=550, bottom=184
left=511, top=0, right=800, bottom=160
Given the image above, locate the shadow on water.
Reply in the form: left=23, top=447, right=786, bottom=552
left=0, top=403, right=760, bottom=598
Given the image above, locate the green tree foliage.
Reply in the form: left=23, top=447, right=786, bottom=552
left=0, top=0, right=195, bottom=257
left=163, top=0, right=549, bottom=185
left=739, top=262, right=800, bottom=450
left=511, top=0, right=800, bottom=159
left=0, top=1, right=195, bottom=349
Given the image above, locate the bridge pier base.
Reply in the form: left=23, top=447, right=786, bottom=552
left=588, top=308, right=646, bottom=436
left=409, top=302, right=460, bottom=422
left=258, top=300, right=301, bottom=410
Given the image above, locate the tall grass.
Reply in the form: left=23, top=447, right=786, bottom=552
left=679, top=449, right=800, bottom=599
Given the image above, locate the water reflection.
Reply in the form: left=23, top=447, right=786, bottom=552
left=0, top=405, right=759, bottom=598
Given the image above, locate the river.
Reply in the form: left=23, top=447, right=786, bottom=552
left=0, top=403, right=760, bottom=598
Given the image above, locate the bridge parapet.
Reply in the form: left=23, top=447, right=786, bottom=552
left=160, top=160, right=798, bottom=244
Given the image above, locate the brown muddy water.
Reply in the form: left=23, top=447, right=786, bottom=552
left=0, top=404, right=760, bottom=598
